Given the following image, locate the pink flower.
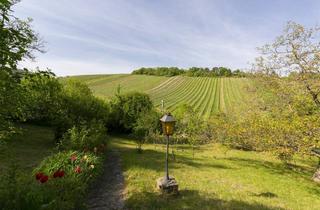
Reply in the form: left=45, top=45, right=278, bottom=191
left=70, top=154, right=77, bottom=162
left=74, top=166, right=81, bottom=174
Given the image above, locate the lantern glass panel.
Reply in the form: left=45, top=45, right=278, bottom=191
left=162, top=121, right=175, bottom=136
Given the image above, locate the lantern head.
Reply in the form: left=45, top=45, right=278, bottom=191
left=160, top=113, right=176, bottom=136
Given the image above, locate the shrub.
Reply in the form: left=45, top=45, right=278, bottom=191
left=34, top=151, right=102, bottom=183
left=132, top=110, right=161, bottom=152
left=32, top=151, right=102, bottom=209
left=61, top=79, right=110, bottom=126
left=59, top=120, right=107, bottom=152
left=20, top=70, right=64, bottom=125
left=109, top=92, right=153, bottom=132
left=0, top=158, right=99, bottom=210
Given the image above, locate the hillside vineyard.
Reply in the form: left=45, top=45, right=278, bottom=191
left=69, top=75, right=250, bottom=118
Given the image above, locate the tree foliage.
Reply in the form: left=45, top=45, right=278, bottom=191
left=0, top=0, right=43, bottom=140
left=132, top=109, right=161, bottom=152
left=254, top=21, right=320, bottom=107
left=109, top=92, right=153, bottom=132
left=132, top=66, right=248, bottom=77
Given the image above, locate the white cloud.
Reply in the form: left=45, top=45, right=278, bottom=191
left=13, top=0, right=320, bottom=75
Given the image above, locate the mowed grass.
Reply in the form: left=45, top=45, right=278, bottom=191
left=63, top=74, right=169, bottom=99
left=111, top=136, right=320, bottom=210
left=65, top=74, right=251, bottom=118
left=0, top=124, right=56, bottom=174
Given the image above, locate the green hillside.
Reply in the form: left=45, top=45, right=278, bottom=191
left=148, top=76, right=250, bottom=117
left=62, top=74, right=169, bottom=98
left=66, top=74, right=250, bottom=117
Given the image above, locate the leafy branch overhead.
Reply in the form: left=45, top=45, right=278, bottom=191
left=254, top=21, right=320, bottom=107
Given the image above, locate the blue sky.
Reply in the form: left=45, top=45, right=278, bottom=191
left=14, top=0, right=320, bottom=76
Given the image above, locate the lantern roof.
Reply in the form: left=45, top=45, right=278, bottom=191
left=160, top=113, right=176, bottom=123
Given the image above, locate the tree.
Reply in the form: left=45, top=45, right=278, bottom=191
left=254, top=21, right=320, bottom=107
left=110, top=92, right=153, bottom=132
left=132, top=110, right=161, bottom=152
left=0, top=0, right=43, bottom=140
left=174, top=104, right=204, bottom=158
left=0, top=0, right=44, bottom=73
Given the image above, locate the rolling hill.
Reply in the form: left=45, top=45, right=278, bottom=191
left=65, top=74, right=251, bottom=118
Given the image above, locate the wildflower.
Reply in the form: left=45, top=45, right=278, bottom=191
left=90, top=164, right=95, bottom=169
left=39, top=175, right=49, bottom=183
left=53, top=171, right=60, bottom=178
left=83, top=155, right=88, bottom=160
left=35, top=172, right=44, bottom=180
left=75, top=166, right=82, bottom=173
left=53, top=170, right=65, bottom=178
left=70, top=154, right=77, bottom=162
left=58, top=170, right=65, bottom=177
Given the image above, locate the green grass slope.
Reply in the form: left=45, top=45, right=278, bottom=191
left=66, top=74, right=251, bottom=117
left=111, top=136, right=320, bottom=210
left=64, top=74, right=169, bottom=99
left=0, top=124, right=55, bottom=174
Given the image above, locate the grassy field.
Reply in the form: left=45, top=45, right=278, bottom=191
left=66, top=74, right=250, bottom=117
left=111, top=136, right=320, bottom=210
left=0, top=124, right=55, bottom=174
left=63, top=74, right=169, bottom=99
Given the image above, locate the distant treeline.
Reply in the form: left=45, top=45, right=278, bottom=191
left=132, top=67, right=249, bottom=77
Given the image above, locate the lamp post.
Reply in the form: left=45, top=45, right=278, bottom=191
left=156, top=113, right=179, bottom=194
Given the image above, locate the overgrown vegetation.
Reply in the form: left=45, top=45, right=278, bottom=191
left=0, top=1, right=145, bottom=208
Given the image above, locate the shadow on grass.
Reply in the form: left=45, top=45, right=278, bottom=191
left=125, top=190, right=284, bottom=210
left=218, top=156, right=320, bottom=196
left=252, top=192, right=278, bottom=198
left=218, top=157, right=315, bottom=180
left=117, top=143, right=233, bottom=173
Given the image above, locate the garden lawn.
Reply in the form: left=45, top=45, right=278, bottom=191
left=0, top=124, right=56, bottom=174
left=111, top=136, right=320, bottom=210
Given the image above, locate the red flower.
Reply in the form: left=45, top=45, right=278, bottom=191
left=35, top=172, right=44, bottom=180
left=39, top=175, right=49, bottom=183
left=74, top=166, right=81, bottom=174
left=70, top=154, right=77, bottom=162
left=53, top=170, right=60, bottom=178
left=58, top=170, right=65, bottom=177
left=53, top=170, right=65, bottom=178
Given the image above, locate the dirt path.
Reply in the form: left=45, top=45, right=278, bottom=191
left=86, top=149, right=125, bottom=210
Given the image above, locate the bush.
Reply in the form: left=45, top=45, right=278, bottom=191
left=59, top=120, right=107, bottom=152
left=132, top=110, right=161, bottom=152
left=32, top=151, right=102, bottom=209
left=0, top=151, right=103, bottom=210
left=34, top=150, right=102, bottom=184
left=20, top=70, right=64, bottom=125
left=109, top=92, right=153, bottom=132
left=61, top=79, right=110, bottom=126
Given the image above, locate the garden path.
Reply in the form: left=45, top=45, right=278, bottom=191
left=86, top=150, right=125, bottom=210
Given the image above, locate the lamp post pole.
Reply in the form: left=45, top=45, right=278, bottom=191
left=165, top=134, right=169, bottom=181
left=157, top=113, right=178, bottom=194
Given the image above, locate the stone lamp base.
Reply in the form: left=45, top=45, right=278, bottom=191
left=156, top=176, right=179, bottom=194
left=312, top=168, right=320, bottom=182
